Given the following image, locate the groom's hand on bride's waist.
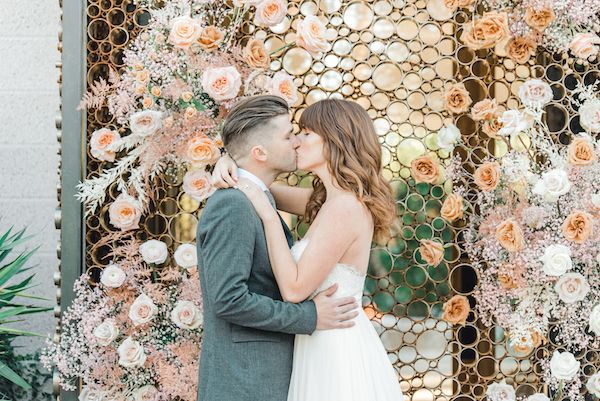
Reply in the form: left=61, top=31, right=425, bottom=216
left=313, top=283, right=360, bottom=330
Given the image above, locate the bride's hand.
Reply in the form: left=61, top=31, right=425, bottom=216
left=211, top=154, right=238, bottom=189
left=236, top=178, right=278, bottom=222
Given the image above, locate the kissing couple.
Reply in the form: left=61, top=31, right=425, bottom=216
left=196, top=95, right=403, bottom=401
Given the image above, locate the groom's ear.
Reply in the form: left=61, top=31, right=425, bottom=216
left=249, top=145, right=268, bottom=162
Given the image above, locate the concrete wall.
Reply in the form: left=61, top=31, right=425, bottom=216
left=0, top=0, right=61, bottom=353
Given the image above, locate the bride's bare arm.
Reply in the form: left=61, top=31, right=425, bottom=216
left=269, top=184, right=313, bottom=216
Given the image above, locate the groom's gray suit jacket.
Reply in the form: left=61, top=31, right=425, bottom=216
left=196, top=188, right=318, bottom=401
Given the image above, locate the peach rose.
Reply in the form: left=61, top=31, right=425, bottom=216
left=419, top=240, right=445, bottom=266
left=474, top=161, right=501, bottom=191
left=567, top=136, right=597, bottom=166
left=471, top=99, right=498, bottom=121
left=201, top=66, right=242, bottom=102
left=135, top=85, right=146, bottom=95
left=198, top=26, right=224, bottom=52
left=150, top=86, right=161, bottom=97
left=461, top=12, right=509, bottom=50
left=254, top=0, right=287, bottom=27
left=442, top=295, right=470, bottom=325
left=524, top=7, right=555, bottom=31
left=506, top=36, right=536, bottom=64
left=562, top=211, right=593, bottom=244
left=570, top=33, right=600, bottom=60
left=498, top=273, right=517, bottom=289
left=168, top=16, right=202, bottom=49
left=444, top=82, right=472, bottom=114
left=90, top=128, right=121, bottom=162
left=182, top=169, right=216, bottom=202
left=136, top=70, right=150, bottom=84
left=296, top=15, right=330, bottom=55
left=269, top=71, right=298, bottom=105
left=441, top=194, right=464, bottom=222
left=181, top=91, right=194, bottom=102
left=498, top=263, right=524, bottom=289
left=244, top=39, right=270, bottom=69
left=184, top=106, right=198, bottom=119
left=411, top=155, right=441, bottom=184
left=511, top=330, right=542, bottom=353
left=142, top=97, right=153, bottom=108
left=185, top=135, right=220, bottom=168
left=443, top=0, right=475, bottom=10
left=109, top=194, right=142, bottom=231
left=495, top=219, right=525, bottom=252
left=482, top=113, right=504, bottom=139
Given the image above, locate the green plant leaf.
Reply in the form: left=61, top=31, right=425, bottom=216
left=0, top=360, right=31, bottom=390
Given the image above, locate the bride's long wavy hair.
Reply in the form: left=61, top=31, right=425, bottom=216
left=299, top=99, right=396, bottom=243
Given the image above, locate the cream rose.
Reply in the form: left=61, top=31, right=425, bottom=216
left=117, top=337, right=146, bottom=368
left=182, top=169, right=215, bottom=202
left=100, top=263, right=126, bottom=288
left=171, top=300, right=203, bottom=329
left=108, top=194, right=142, bottom=231
left=587, top=372, right=600, bottom=397
left=485, top=380, right=515, bottom=401
left=498, top=110, right=530, bottom=138
left=296, top=15, right=330, bottom=55
left=168, top=16, right=202, bottom=49
left=90, top=128, right=121, bottom=162
left=532, top=168, right=571, bottom=202
left=269, top=70, right=298, bottom=106
left=132, top=385, right=159, bottom=401
left=139, top=239, right=168, bottom=264
left=518, top=79, right=553, bottom=109
left=555, top=272, right=589, bottom=304
left=540, top=244, right=572, bottom=276
left=254, top=0, right=287, bottom=27
left=579, top=99, right=600, bottom=133
left=174, top=243, right=198, bottom=269
left=185, top=136, right=220, bottom=168
left=550, top=350, right=580, bottom=380
left=92, top=319, right=119, bottom=346
left=437, top=124, right=461, bottom=151
left=589, top=304, right=600, bottom=336
left=202, top=66, right=242, bottom=102
left=570, top=33, right=600, bottom=60
left=130, top=110, right=163, bottom=137
left=129, top=293, right=158, bottom=326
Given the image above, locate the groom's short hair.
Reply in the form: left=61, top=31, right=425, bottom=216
left=222, top=95, right=289, bottom=159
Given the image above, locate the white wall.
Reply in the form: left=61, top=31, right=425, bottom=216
left=0, top=0, right=61, bottom=353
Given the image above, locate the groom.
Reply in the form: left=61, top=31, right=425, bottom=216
left=196, top=95, right=359, bottom=401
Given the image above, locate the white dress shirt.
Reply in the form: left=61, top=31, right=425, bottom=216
left=238, top=168, right=269, bottom=192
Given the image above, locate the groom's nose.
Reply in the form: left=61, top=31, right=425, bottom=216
left=292, top=136, right=301, bottom=149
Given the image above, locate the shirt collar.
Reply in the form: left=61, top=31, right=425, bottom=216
left=238, top=168, right=269, bottom=192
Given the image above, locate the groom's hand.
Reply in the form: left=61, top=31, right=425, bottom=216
left=313, top=284, right=360, bottom=330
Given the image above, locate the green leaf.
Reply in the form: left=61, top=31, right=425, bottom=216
left=0, top=360, right=31, bottom=390
left=0, top=248, right=38, bottom=287
left=0, top=327, right=45, bottom=337
left=192, top=99, right=206, bottom=111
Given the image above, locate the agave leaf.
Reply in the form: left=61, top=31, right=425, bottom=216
left=0, top=360, right=31, bottom=390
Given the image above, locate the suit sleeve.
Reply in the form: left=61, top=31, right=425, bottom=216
left=198, top=191, right=317, bottom=335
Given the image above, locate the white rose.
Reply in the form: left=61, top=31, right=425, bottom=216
left=587, top=372, right=600, bottom=397
left=202, top=66, right=242, bottom=102
left=90, top=128, right=121, bottom=162
left=579, top=99, right=600, bottom=133
left=78, top=386, right=107, bottom=401
left=139, top=239, right=168, bottom=264
left=518, top=79, right=553, bottom=109
left=296, top=15, right=330, bottom=55
left=555, top=272, right=589, bottom=304
left=132, top=385, right=159, bottom=401
left=532, top=169, right=571, bottom=202
left=550, top=350, right=580, bottom=380
left=117, top=337, right=146, bottom=368
left=254, top=0, right=287, bottom=27
left=108, top=194, right=142, bottom=231
left=174, top=243, right=197, bottom=269
left=168, top=16, right=202, bottom=49
left=171, top=300, right=203, bottom=329
left=437, top=124, right=461, bottom=151
left=269, top=71, right=298, bottom=106
left=526, top=394, right=549, bottom=401
left=485, top=380, right=515, bottom=401
left=498, top=110, right=530, bottom=138
left=128, top=293, right=158, bottom=326
left=130, top=110, right=163, bottom=137
left=100, top=263, right=126, bottom=288
left=591, top=193, right=600, bottom=209
left=92, top=319, right=119, bottom=346
left=589, top=305, right=600, bottom=336
left=182, top=169, right=216, bottom=202
left=540, top=244, right=572, bottom=276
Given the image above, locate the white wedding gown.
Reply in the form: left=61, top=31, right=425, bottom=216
left=287, top=239, right=404, bottom=401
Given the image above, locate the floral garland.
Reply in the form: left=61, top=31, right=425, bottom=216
left=43, top=1, right=332, bottom=400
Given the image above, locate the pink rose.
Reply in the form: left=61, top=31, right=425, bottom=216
left=254, top=0, right=287, bottom=27
left=570, top=33, right=600, bottom=60
left=296, top=16, right=329, bottom=55
left=201, top=66, right=242, bottom=102
left=269, top=71, right=298, bottom=105
left=182, top=169, right=216, bottom=202
left=168, top=16, right=202, bottom=49
left=90, top=128, right=121, bottom=162
left=108, top=194, right=142, bottom=231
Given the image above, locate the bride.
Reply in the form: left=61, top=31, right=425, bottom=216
left=213, top=98, right=403, bottom=401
